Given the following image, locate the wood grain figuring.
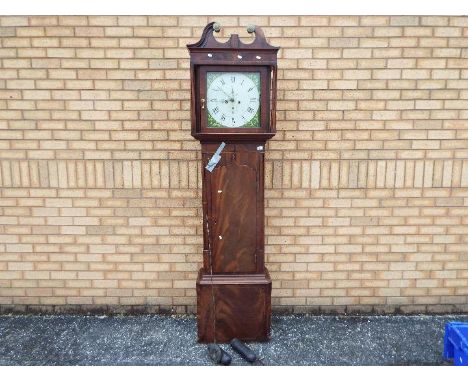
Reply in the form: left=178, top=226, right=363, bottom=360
left=202, top=144, right=266, bottom=274
left=197, top=270, right=272, bottom=343
left=211, top=161, right=257, bottom=273
left=189, top=23, right=278, bottom=343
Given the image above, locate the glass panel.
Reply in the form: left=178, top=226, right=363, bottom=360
left=206, top=72, right=261, bottom=128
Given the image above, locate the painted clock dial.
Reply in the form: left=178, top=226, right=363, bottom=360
left=206, top=72, right=261, bottom=128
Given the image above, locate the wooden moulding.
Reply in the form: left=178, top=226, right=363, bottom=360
left=196, top=269, right=272, bottom=343
left=187, top=22, right=279, bottom=58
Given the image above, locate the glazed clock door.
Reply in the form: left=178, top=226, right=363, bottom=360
left=208, top=152, right=259, bottom=273
left=198, top=66, right=270, bottom=134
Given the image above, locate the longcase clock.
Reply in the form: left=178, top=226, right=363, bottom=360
left=187, top=22, right=279, bottom=343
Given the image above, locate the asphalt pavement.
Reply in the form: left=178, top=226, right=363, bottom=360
left=1, top=314, right=466, bottom=365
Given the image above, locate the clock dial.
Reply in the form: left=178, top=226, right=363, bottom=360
left=206, top=72, right=260, bottom=128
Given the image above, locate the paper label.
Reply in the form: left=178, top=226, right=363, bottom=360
left=205, top=142, right=226, bottom=173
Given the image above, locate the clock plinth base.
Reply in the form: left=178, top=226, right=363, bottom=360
left=196, top=269, right=272, bottom=343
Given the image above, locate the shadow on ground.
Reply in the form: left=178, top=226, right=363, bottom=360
left=1, top=314, right=466, bottom=365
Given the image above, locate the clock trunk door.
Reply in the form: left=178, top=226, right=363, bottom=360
left=210, top=157, right=258, bottom=273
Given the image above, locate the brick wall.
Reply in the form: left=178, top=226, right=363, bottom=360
left=0, top=15, right=467, bottom=314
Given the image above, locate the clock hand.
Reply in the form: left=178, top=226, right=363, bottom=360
left=231, top=88, right=237, bottom=102
left=216, top=87, right=231, bottom=99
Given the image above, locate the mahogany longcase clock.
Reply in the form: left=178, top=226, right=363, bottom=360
left=187, top=22, right=279, bottom=343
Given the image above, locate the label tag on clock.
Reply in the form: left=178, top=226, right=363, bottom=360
left=205, top=142, right=226, bottom=173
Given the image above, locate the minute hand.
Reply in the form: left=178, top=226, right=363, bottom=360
left=216, top=87, right=231, bottom=98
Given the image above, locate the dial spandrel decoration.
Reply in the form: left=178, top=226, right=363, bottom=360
left=207, top=72, right=261, bottom=128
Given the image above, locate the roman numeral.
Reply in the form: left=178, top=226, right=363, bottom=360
left=248, top=87, right=254, bottom=92
left=213, top=107, right=219, bottom=114
left=231, top=117, right=235, bottom=124
left=247, top=107, right=254, bottom=113
left=250, top=98, right=257, bottom=102
left=221, top=115, right=226, bottom=121
left=220, top=79, right=225, bottom=85
left=231, top=76, right=235, bottom=83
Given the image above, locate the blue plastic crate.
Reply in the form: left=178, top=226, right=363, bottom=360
left=443, top=322, right=468, bottom=366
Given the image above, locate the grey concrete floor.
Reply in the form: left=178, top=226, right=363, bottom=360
left=0, top=314, right=467, bottom=365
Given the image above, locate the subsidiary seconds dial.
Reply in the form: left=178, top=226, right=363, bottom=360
left=206, top=72, right=260, bottom=128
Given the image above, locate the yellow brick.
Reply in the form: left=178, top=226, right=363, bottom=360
left=0, top=15, right=465, bottom=313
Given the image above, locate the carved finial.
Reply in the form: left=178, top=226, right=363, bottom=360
left=246, top=24, right=256, bottom=34
left=213, top=22, right=221, bottom=33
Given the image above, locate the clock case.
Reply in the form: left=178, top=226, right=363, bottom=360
left=187, top=23, right=279, bottom=343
